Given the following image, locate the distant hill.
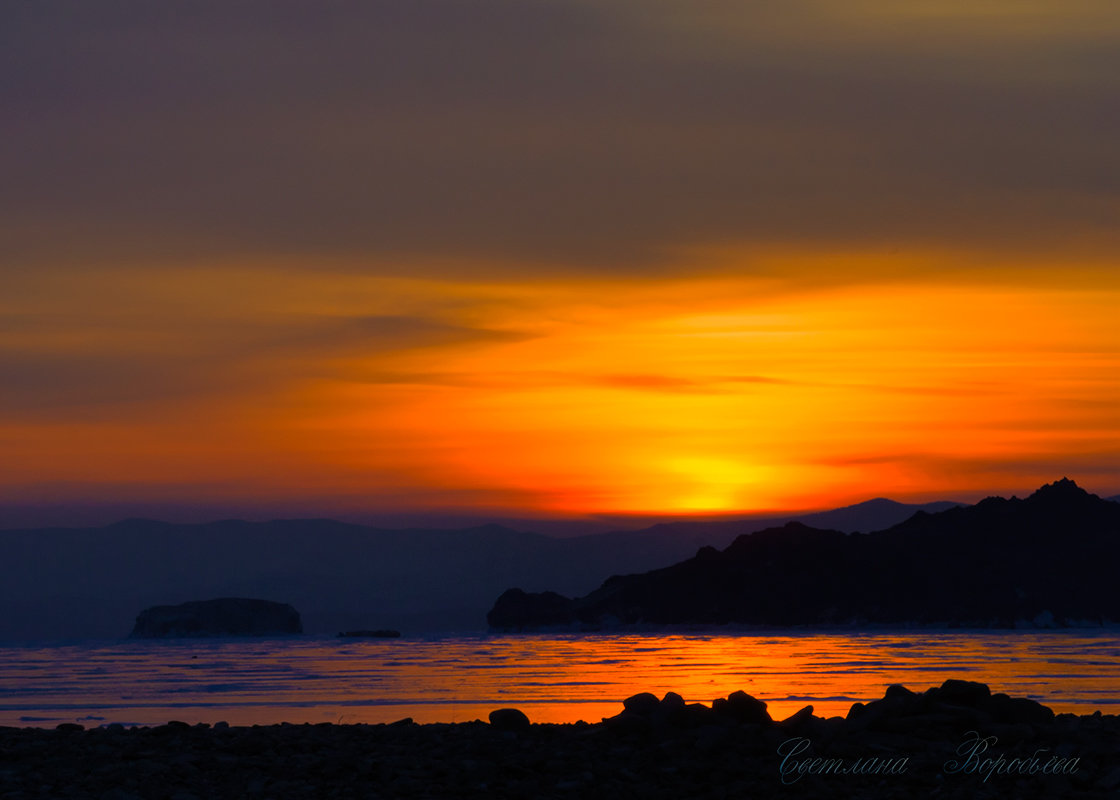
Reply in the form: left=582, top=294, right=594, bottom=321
left=579, top=498, right=963, bottom=551
left=0, top=497, right=960, bottom=640
left=795, top=498, right=962, bottom=532
left=488, top=479, right=1120, bottom=630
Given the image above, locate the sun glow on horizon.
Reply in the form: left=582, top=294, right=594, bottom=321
left=5, top=0, right=1120, bottom=527
left=4, top=254, right=1120, bottom=519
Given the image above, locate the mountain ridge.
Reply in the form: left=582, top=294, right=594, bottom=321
left=0, top=495, right=962, bottom=640
left=488, top=479, right=1120, bottom=631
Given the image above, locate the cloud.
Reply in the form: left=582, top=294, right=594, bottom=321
left=596, top=374, right=716, bottom=393
left=0, top=312, right=523, bottom=419
left=594, top=373, right=794, bottom=393
left=2, top=1, right=1117, bottom=277
left=816, top=448, right=1120, bottom=499
left=261, top=314, right=528, bottom=356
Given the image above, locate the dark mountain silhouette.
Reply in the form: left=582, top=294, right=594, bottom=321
left=608, top=498, right=962, bottom=545
left=0, top=497, right=957, bottom=640
left=797, top=497, right=962, bottom=530
left=488, top=479, right=1120, bottom=630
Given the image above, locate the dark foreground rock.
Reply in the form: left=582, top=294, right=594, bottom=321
left=1, top=681, right=1117, bottom=799
left=488, top=707, right=532, bottom=731
left=129, top=597, right=302, bottom=638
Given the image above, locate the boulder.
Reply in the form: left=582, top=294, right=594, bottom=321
left=777, top=704, right=815, bottom=730
left=712, top=690, right=771, bottom=724
left=130, top=598, right=302, bottom=638
left=987, top=693, right=1056, bottom=724
left=488, top=708, right=531, bottom=731
left=660, top=692, right=687, bottom=714
left=932, top=678, right=991, bottom=707
left=622, top=692, right=662, bottom=717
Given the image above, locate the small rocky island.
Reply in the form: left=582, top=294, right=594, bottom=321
left=129, top=597, right=302, bottom=638
left=337, top=629, right=401, bottom=638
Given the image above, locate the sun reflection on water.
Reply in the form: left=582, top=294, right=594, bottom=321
left=0, top=631, right=1117, bottom=727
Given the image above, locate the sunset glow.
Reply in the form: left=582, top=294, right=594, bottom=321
left=5, top=256, right=1119, bottom=522
left=3, top=1, right=1119, bottom=525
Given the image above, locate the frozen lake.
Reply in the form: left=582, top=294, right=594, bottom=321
left=2, top=630, right=1118, bottom=728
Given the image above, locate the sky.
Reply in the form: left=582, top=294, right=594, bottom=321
left=3, top=1, right=1119, bottom=527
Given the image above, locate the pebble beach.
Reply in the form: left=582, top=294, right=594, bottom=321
left=2, top=680, right=1118, bottom=799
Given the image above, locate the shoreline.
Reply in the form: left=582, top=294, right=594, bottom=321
left=3, top=681, right=1118, bottom=798
left=7, top=621, right=1120, bottom=645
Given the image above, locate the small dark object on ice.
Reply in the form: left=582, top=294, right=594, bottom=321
left=337, top=629, right=401, bottom=638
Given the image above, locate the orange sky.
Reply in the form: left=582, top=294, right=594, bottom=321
left=3, top=2, right=1119, bottom=525
left=4, top=251, right=1119, bottom=523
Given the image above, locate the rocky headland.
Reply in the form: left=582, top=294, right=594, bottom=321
left=489, top=479, right=1120, bottom=631
left=129, top=598, right=302, bottom=638
left=0, top=499, right=964, bottom=641
left=1, top=681, right=1117, bottom=798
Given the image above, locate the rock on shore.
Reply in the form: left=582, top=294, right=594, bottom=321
left=129, top=598, right=302, bottom=638
left=2, top=681, right=1117, bottom=799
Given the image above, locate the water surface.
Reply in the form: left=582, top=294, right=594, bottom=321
left=1, top=630, right=1117, bottom=727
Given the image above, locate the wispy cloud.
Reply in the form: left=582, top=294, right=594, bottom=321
left=0, top=310, right=526, bottom=418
